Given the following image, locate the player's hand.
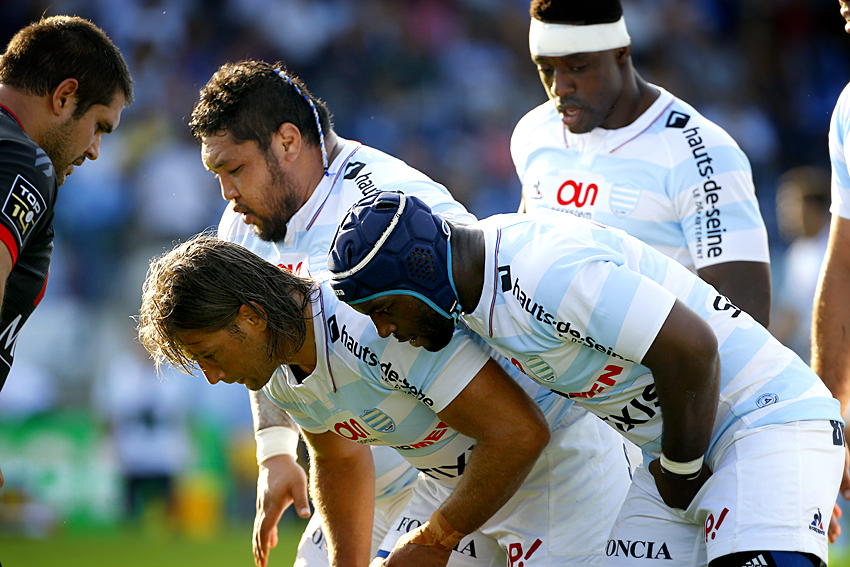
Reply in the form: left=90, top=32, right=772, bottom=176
left=648, top=458, right=712, bottom=510
left=383, top=525, right=452, bottom=567
left=0, top=465, right=4, bottom=488
left=383, top=542, right=451, bottom=567
left=829, top=502, right=843, bottom=543
left=253, top=454, right=310, bottom=567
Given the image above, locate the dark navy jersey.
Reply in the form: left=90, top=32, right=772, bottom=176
left=0, top=105, right=57, bottom=390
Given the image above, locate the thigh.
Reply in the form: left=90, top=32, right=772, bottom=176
left=603, top=465, right=704, bottom=567
left=695, top=421, right=843, bottom=566
left=488, top=410, right=633, bottom=566
left=377, top=476, right=506, bottom=566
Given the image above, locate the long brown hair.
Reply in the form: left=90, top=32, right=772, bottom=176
left=138, top=234, right=315, bottom=373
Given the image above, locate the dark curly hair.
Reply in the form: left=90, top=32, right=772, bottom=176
left=0, top=15, right=133, bottom=116
left=530, top=0, right=622, bottom=24
left=189, top=60, right=332, bottom=151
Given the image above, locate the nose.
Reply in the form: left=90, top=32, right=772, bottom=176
left=85, top=135, right=101, bottom=161
left=219, top=176, right=239, bottom=202
left=371, top=314, right=397, bottom=339
left=199, top=362, right=225, bottom=385
left=552, top=68, right=575, bottom=98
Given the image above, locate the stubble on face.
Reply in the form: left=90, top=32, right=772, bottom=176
left=252, top=150, right=304, bottom=242
left=415, top=300, right=456, bottom=352
left=40, top=117, right=83, bottom=186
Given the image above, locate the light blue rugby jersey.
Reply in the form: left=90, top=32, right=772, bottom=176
left=461, top=212, right=840, bottom=459
left=263, top=282, right=570, bottom=489
left=218, top=138, right=477, bottom=497
left=217, top=138, right=512, bottom=496
left=511, top=86, right=769, bottom=272
left=829, top=82, right=850, bottom=220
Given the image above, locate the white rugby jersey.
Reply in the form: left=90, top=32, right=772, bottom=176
left=263, top=282, right=570, bottom=488
left=219, top=137, right=477, bottom=278
left=511, top=86, right=769, bottom=271
left=218, top=138, right=476, bottom=497
left=461, top=212, right=840, bottom=458
left=829, top=82, right=850, bottom=219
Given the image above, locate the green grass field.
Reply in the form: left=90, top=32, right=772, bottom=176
left=0, top=521, right=306, bottom=567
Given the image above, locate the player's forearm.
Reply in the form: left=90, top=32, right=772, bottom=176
left=249, top=389, right=297, bottom=432
left=812, top=239, right=850, bottom=413
left=437, top=423, right=547, bottom=535
left=644, top=301, right=720, bottom=462
left=309, top=448, right=375, bottom=567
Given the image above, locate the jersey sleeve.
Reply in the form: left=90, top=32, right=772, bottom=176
left=555, top=258, right=677, bottom=363
left=829, top=83, right=850, bottom=220
left=0, top=139, right=53, bottom=265
left=383, top=329, right=490, bottom=413
left=399, top=179, right=478, bottom=225
left=262, top=378, right=329, bottom=434
left=668, top=125, right=770, bottom=269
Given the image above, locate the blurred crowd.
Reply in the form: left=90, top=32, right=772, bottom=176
left=0, top=0, right=847, bottom=536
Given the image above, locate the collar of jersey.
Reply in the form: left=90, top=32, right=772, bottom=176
left=561, top=85, right=674, bottom=153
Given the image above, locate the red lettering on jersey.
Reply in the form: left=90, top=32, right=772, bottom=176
left=557, top=180, right=598, bottom=208
left=510, top=358, right=525, bottom=374
left=565, top=364, right=623, bottom=399
left=277, top=262, right=304, bottom=275
left=334, top=419, right=369, bottom=440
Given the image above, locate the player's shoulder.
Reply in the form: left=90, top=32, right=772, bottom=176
left=341, top=142, right=434, bottom=187
left=834, top=81, right=850, bottom=114
left=652, top=92, right=742, bottom=153
left=511, top=101, right=558, bottom=147
left=0, top=116, right=56, bottom=197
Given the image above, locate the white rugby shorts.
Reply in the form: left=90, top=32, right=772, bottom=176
left=603, top=420, right=844, bottom=567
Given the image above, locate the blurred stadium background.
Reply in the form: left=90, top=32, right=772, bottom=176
left=1, top=0, right=849, bottom=565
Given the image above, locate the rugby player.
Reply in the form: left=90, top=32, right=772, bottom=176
left=811, top=0, right=850, bottom=545
left=328, top=191, right=844, bottom=567
left=137, top=235, right=633, bottom=567
left=0, top=15, right=131, bottom=486
left=188, top=60, right=631, bottom=567
left=511, top=0, right=771, bottom=325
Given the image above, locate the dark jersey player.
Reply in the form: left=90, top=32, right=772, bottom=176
left=0, top=106, right=57, bottom=388
left=0, top=16, right=132, bottom=394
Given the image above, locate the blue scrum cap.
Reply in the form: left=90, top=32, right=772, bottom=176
left=328, top=191, right=461, bottom=320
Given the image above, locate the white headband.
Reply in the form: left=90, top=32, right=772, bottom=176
left=529, top=16, right=630, bottom=57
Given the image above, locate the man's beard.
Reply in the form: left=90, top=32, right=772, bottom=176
left=39, top=117, right=78, bottom=186
left=254, top=152, right=303, bottom=242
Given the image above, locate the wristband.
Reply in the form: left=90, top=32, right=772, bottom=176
left=255, top=426, right=300, bottom=465
left=659, top=454, right=704, bottom=480
left=406, top=509, right=467, bottom=551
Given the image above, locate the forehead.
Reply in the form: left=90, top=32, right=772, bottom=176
left=201, top=131, right=261, bottom=169
left=84, top=91, right=126, bottom=127
left=175, top=327, right=228, bottom=354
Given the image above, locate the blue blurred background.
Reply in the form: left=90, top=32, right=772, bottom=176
left=0, top=0, right=848, bottom=564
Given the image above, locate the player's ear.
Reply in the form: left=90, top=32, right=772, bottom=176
left=50, top=78, right=79, bottom=117
left=238, top=303, right=268, bottom=330
left=614, top=46, right=631, bottom=65
left=274, top=122, right=303, bottom=164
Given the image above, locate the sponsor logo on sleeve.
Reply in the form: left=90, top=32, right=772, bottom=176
left=665, top=111, right=691, bottom=129
left=681, top=126, right=726, bottom=260
left=2, top=174, right=46, bottom=241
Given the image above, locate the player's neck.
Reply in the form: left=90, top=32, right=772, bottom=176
left=601, top=72, right=660, bottom=130
left=301, top=130, right=342, bottom=203
left=450, top=224, right=485, bottom=314
left=0, top=85, right=49, bottom=141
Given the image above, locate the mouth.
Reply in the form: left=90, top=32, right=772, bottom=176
left=557, top=104, right=582, bottom=126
